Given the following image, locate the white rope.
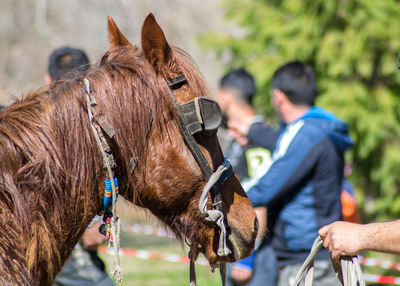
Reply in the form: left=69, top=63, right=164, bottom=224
left=291, top=236, right=365, bottom=286
left=110, top=214, right=122, bottom=282
left=190, top=159, right=231, bottom=286
left=198, top=160, right=232, bottom=256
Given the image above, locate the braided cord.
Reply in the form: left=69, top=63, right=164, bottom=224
left=84, top=78, right=122, bottom=282
left=291, top=236, right=365, bottom=286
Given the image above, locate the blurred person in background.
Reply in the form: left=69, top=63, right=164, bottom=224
left=216, top=68, right=278, bottom=286
left=340, top=164, right=361, bottom=224
left=47, top=47, right=114, bottom=286
left=228, top=61, right=353, bottom=285
left=45, top=47, right=91, bottom=83
left=217, top=68, right=273, bottom=181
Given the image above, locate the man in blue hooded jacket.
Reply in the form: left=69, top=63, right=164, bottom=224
left=229, top=61, right=353, bottom=285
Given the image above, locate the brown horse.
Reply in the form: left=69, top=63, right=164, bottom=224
left=0, top=14, right=257, bottom=285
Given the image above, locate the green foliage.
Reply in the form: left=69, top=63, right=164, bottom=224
left=201, top=0, right=400, bottom=221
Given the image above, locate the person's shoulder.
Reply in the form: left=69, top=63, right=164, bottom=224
left=294, top=119, right=328, bottom=142
left=249, top=121, right=269, bottom=132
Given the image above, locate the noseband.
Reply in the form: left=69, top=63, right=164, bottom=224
left=165, top=74, right=233, bottom=285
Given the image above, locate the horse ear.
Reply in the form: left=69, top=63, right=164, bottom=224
left=107, top=16, right=132, bottom=49
left=141, top=13, right=172, bottom=71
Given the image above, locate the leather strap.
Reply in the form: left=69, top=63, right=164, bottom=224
left=165, top=76, right=224, bottom=210
left=167, top=74, right=187, bottom=90
left=180, top=97, right=222, bottom=135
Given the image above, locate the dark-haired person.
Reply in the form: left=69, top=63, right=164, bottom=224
left=217, top=68, right=274, bottom=181
left=45, top=46, right=90, bottom=84
left=229, top=61, right=353, bottom=285
left=216, top=68, right=277, bottom=286
left=47, top=47, right=114, bottom=286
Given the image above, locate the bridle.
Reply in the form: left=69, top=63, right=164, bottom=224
left=165, top=74, right=232, bottom=211
left=84, top=72, right=233, bottom=285
left=165, top=74, right=233, bottom=285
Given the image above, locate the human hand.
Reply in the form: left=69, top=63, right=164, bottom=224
left=228, top=120, right=249, bottom=146
left=81, top=222, right=107, bottom=251
left=231, top=267, right=252, bottom=284
left=318, top=221, right=366, bottom=261
left=231, top=250, right=256, bottom=284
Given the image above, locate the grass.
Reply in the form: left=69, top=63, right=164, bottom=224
left=100, top=255, right=220, bottom=286
left=98, top=202, right=221, bottom=285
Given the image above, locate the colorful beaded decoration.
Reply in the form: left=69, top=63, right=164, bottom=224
left=99, top=178, right=119, bottom=247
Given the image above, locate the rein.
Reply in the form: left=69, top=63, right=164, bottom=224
left=292, top=236, right=365, bottom=286
left=165, top=74, right=233, bottom=286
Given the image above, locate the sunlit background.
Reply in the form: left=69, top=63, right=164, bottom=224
left=2, top=0, right=400, bottom=285
left=0, top=0, right=233, bottom=102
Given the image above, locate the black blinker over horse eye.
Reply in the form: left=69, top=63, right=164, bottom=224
left=180, top=97, right=222, bottom=135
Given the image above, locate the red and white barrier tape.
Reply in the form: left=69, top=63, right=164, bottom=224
left=121, top=224, right=400, bottom=273
left=99, top=245, right=400, bottom=284
left=360, top=256, right=400, bottom=272
left=98, top=245, right=208, bottom=266
left=359, top=256, right=400, bottom=284
left=364, top=274, right=400, bottom=285
left=118, top=224, right=400, bottom=284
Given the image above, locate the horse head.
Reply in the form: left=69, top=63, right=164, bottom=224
left=102, top=14, right=258, bottom=264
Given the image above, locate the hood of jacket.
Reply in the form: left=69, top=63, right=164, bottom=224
left=298, top=106, right=353, bottom=152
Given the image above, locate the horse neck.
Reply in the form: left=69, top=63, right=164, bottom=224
left=0, top=89, right=104, bottom=285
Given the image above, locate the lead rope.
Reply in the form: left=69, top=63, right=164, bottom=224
left=84, top=78, right=122, bottom=282
left=291, top=236, right=365, bottom=286
left=190, top=159, right=232, bottom=286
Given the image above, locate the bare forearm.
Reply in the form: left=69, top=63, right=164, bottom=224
left=319, top=220, right=400, bottom=260
left=361, top=220, right=400, bottom=255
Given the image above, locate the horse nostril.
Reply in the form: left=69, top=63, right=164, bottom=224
left=254, top=217, right=259, bottom=234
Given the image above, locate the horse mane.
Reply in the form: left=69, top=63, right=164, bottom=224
left=0, top=44, right=209, bottom=284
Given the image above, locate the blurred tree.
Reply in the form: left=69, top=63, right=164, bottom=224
left=201, top=0, right=400, bottom=221
left=0, top=0, right=224, bottom=101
